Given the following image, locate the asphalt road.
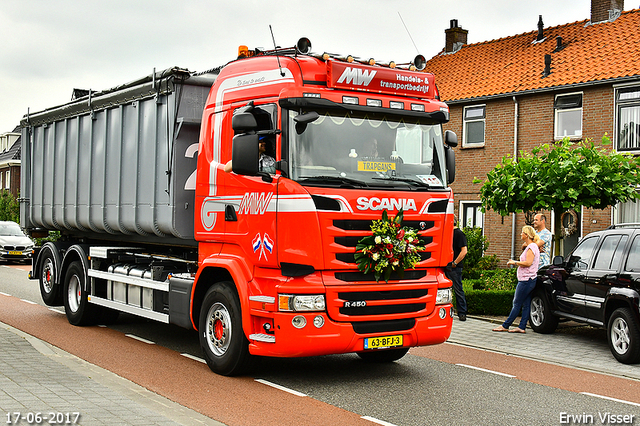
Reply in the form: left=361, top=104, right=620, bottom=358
left=1, top=264, right=639, bottom=426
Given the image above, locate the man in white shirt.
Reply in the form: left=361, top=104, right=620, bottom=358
left=533, top=213, right=552, bottom=268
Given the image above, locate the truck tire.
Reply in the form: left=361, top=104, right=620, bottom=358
left=199, top=283, right=252, bottom=376
left=63, top=261, right=97, bottom=326
left=529, top=290, right=558, bottom=334
left=38, top=247, right=63, bottom=306
left=607, top=307, right=640, bottom=364
left=357, top=347, right=409, bottom=363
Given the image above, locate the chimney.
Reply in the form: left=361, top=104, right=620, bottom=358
left=445, top=19, right=468, bottom=53
left=536, top=15, right=544, bottom=41
left=591, top=0, right=624, bottom=23
left=543, top=54, right=552, bottom=78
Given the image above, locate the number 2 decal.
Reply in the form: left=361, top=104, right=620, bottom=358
left=184, top=143, right=199, bottom=190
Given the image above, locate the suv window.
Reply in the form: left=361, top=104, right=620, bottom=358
left=625, top=235, right=640, bottom=272
left=568, top=236, right=598, bottom=269
left=593, top=234, right=628, bottom=271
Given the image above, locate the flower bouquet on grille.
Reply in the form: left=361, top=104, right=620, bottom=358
left=354, top=209, right=425, bottom=283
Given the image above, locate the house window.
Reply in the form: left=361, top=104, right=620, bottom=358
left=615, top=188, right=640, bottom=224
left=460, top=201, right=483, bottom=229
left=554, top=93, right=582, bottom=139
left=616, top=87, right=640, bottom=151
left=462, top=105, right=485, bottom=148
left=4, top=171, right=8, bottom=189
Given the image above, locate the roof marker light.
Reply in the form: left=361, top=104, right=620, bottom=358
left=366, top=99, right=382, bottom=107
left=390, top=101, right=404, bottom=110
left=411, top=104, right=425, bottom=112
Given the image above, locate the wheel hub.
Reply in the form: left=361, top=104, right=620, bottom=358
left=611, top=318, right=630, bottom=354
left=206, top=303, right=232, bottom=356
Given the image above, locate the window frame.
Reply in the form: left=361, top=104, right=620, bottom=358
left=459, top=201, right=483, bottom=229
left=554, top=92, right=583, bottom=140
left=462, top=104, right=486, bottom=148
left=615, top=85, right=640, bottom=152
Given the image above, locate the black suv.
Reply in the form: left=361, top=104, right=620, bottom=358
left=530, top=224, right=640, bottom=364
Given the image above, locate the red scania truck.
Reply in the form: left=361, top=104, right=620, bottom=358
left=21, top=38, right=457, bottom=376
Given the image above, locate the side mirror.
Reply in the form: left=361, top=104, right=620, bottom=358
left=552, top=255, right=564, bottom=266
left=293, top=111, right=320, bottom=135
left=232, top=112, right=258, bottom=133
left=231, top=134, right=259, bottom=175
left=445, top=145, right=455, bottom=185
left=444, top=130, right=458, bottom=147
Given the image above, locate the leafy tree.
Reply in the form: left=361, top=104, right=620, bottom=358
left=474, top=135, right=640, bottom=250
left=461, top=227, right=498, bottom=279
left=0, top=190, right=19, bottom=223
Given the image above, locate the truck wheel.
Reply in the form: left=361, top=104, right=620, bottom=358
left=529, top=290, right=558, bottom=334
left=357, top=347, right=409, bottom=363
left=199, top=283, right=252, bottom=376
left=607, top=308, right=640, bottom=364
left=39, top=247, right=63, bottom=306
left=63, top=261, right=97, bottom=326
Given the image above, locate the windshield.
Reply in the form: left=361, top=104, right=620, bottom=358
left=0, top=222, right=26, bottom=237
left=288, top=110, right=447, bottom=189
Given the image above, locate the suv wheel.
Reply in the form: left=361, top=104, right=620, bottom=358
left=529, top=290, right=558, bottom=334
left=607, top=308, right=640, bottom=364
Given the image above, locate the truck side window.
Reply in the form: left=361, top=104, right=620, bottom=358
left=625, top=235, right=640, bottom=272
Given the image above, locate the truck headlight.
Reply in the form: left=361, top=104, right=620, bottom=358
left=436, top=288, right=452, bottom=305
left=278, top=294, right=326, bottom=312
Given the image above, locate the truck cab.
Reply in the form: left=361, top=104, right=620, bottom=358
left=192, top=40, right=457, bottom=374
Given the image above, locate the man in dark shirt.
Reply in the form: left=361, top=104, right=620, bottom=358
left=446, top=222, right=468, bottom=321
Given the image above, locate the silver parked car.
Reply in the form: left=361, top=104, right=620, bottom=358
left=0, top=221, right=34, bottom=263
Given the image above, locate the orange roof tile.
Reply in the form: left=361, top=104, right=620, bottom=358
left=425, top=9, right=640, bottom=102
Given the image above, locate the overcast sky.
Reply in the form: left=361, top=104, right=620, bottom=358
left=0, top=0, right=629, bottom=133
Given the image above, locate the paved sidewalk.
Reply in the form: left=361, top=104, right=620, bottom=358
left=449, top=315, right=640, bottom=381
left=0, top=322, right=224, bottom=426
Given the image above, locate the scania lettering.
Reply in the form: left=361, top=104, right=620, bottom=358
left=356, top=197, right=418, bottom=212
left=21, top=38, right=457, bottom=376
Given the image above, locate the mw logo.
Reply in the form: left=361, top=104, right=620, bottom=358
left=239, top=192, right=273, bottom=215
left=337, top=67, right=377, bottom=86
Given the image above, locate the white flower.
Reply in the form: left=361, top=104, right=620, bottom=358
left=393, top=260, right=400, bottom=266
left=407, top=236, right=414, bottom=243
left=375, top=236, right=382, bottom=244
left=372, top=253, right=380, bottom=261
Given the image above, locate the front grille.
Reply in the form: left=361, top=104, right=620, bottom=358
left=341, top=303, right=425, bottom=316
left=334, top=270, right=427, bottom=282
left=327, top=285, right=432, bottom=322
left=352, top=318, right=416, bottom=334
left=3, top=245, right=26, bottom=251
left=330, top=218, right=437, bottom=278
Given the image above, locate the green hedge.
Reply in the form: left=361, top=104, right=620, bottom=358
left=451, top=278, right=515, bottom=316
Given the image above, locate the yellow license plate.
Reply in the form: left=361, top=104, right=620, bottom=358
left=8, top=251, right=22, bottom=255
left=364, top=335, right=403, bottom=350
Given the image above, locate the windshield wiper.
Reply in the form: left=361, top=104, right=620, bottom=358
left=371, top=176, right=440, bottom=189
left=298, top=176, right=369, bottom=188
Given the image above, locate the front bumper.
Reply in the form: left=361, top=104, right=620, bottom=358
left=247, top=303, right=453, bottom=357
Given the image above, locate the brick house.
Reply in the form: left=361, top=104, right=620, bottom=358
left=0, top=130, right=21, bottom=198
left=425, top=0, right=640, bottom=262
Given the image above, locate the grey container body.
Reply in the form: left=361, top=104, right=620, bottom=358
left=20, top=68, right=217, bottom=246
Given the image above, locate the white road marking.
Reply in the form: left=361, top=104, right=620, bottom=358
left=20, top=299, right=37, bottom=305
left=48, top=308, right=65, bottom=314
left=456, top=363, right=516, bottom=378
left=254, top=379, right=307, bottom=397
left=125, top=334, right=156, bottom=345
left=361, top=416, right=398, bottom=426
left=181, top=353, right=206, bottom=364
left=580, top=392, right=640, bottom=407
left=0, top=292, right=11, bottom=296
